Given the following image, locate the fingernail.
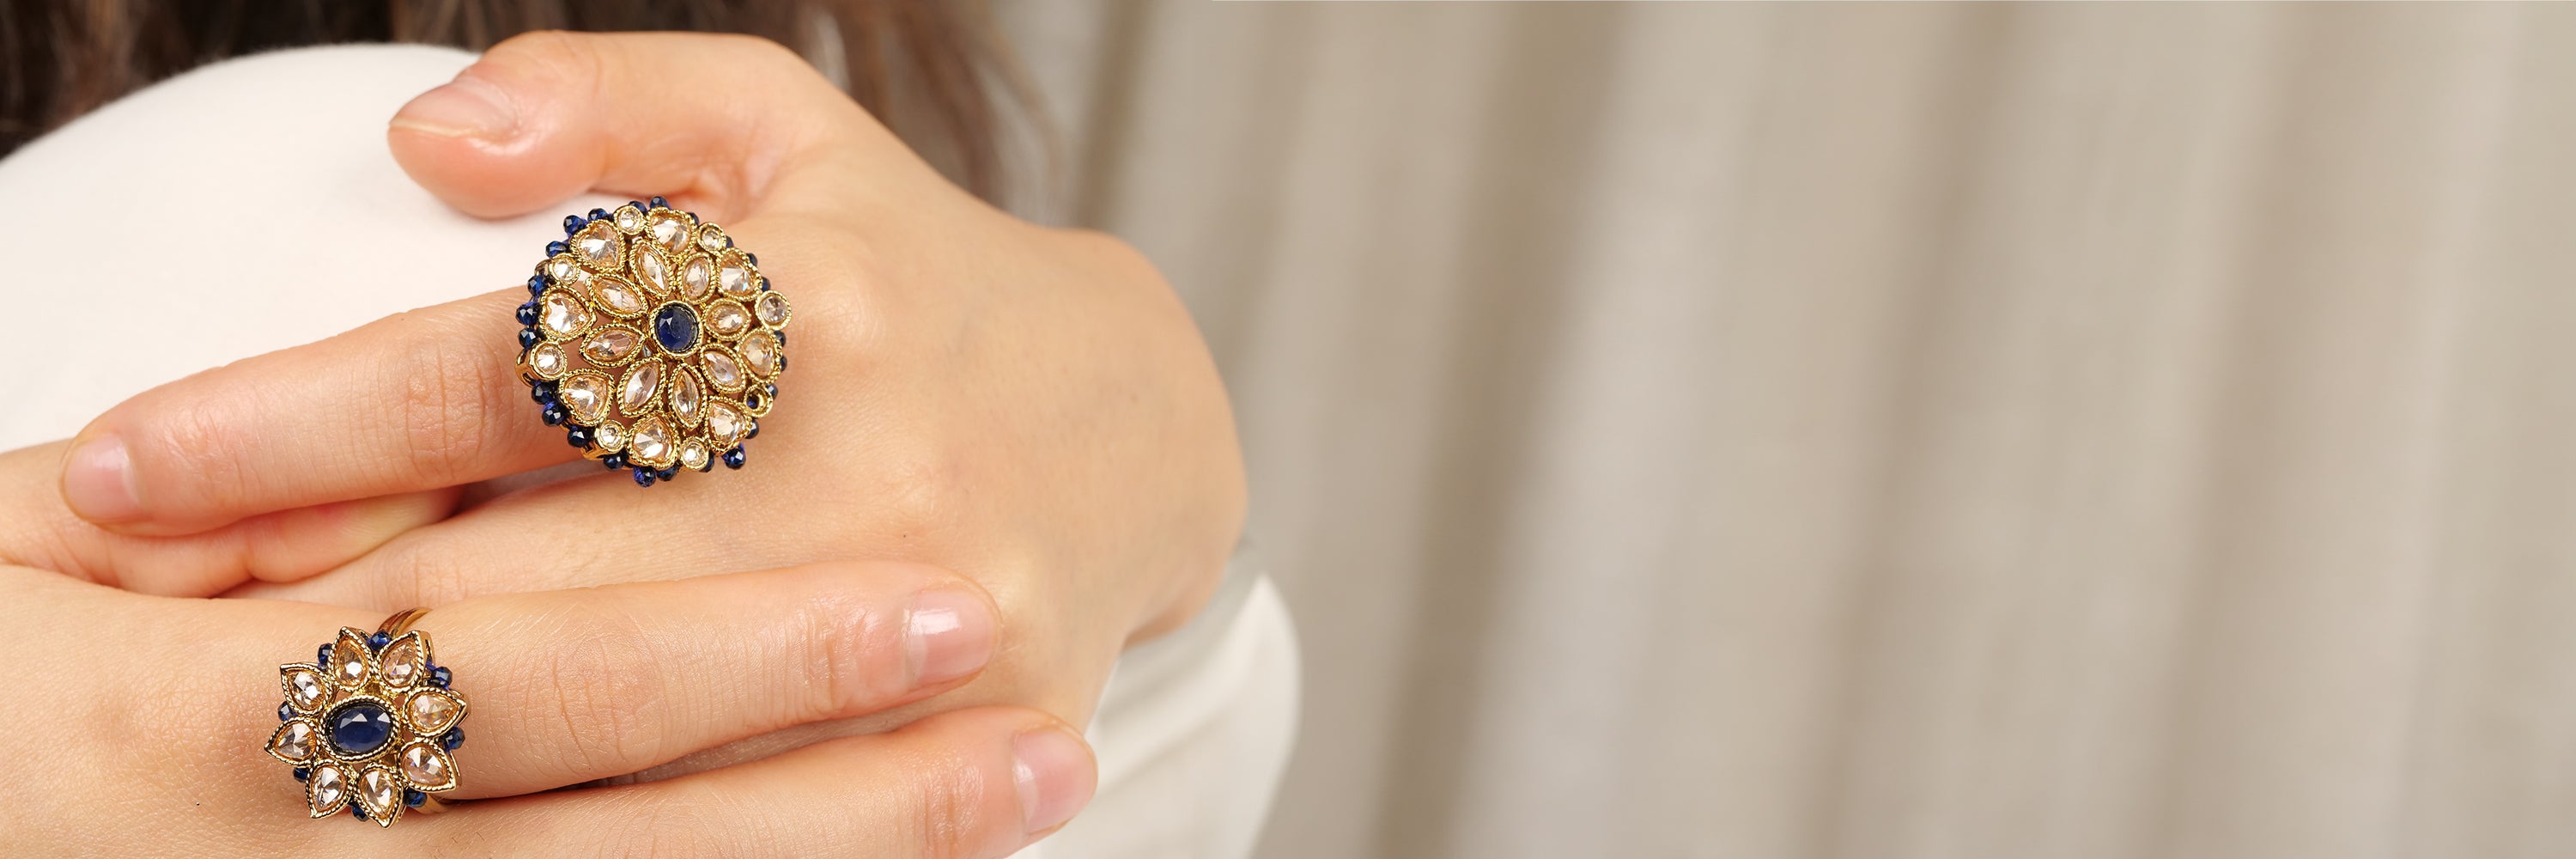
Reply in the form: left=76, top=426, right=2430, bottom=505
left=1012, top=727, right=1096, bottom=836
left=61, top=435, right=143, bottom=522
left=390, top=75, right=518, bottom=139
left=904, top=588, right=994, bottom=687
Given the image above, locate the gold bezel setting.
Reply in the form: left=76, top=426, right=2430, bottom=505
left=517, top=198, right=787, bottom=486
left=266, top=624, right=467, bottom=827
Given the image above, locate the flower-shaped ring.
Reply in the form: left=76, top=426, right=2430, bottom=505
left=264, top=608, right=468, bottom=827
left=513, top=197, right=793, bottom=487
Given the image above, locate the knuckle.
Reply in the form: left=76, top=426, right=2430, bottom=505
left=148, top=393, right=252, bottom=494
left=392, top=328, right=502, bottom=487
left=906, top=745, right=998, bottom=859
left=534, top=597, right=668, bottom=775
left=786, top=585, right=908, bottom=720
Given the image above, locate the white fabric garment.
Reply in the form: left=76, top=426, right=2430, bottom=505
left=0, top=45, right=1296, bottom=859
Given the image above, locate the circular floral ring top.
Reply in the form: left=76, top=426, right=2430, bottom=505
left=513, top=197, right=792, bottom=487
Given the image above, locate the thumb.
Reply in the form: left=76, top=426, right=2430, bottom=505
left=387, top=31, right=890, bottom=220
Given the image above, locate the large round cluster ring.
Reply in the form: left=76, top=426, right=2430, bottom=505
left=263, top=608, right=469, bottom=827
left=513, top=198, right=793, bottom=487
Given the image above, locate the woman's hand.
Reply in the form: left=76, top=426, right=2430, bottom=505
left=0, top=559, right=1095, bottom=857
left=58, top=32, right=1247, bottom=738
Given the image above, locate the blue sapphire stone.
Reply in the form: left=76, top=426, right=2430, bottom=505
left=602, top=453, right=627, bottom=471
left=652, top=303, right=701, bottom=354
left=278, top=702, right=293, bottom=722
left=655, top=467, right=677, bottom=481
left=428, top=666, right=452, bottom=689
left=722, top=447, right=746, bottom=469
left=326, top=702, right=396, bottom=757
left=633, top=467, right=656, bottom=487
left=293, top=767, right=310, bottom=782
left=567, top=425, right=595, bottom=448
left=442, top=728, right=465, bottom=751
left=541, top=403, right=568, bottom=426
left=744, top=420, right=760, bottom=441
left=317, top=643, right=331, bottom=667
left=516, top=302, right=538, bottom=326
left=352, top=804, right=367, bottom=821
left=518, top=328, right=541, bottom=350
left=368, top=632, right=390, bottom=651
left=650, top=196, right=669, bottom=209
left=405, top=789, right=426, bottom=808
left=531, top=380, right=557, bottom=403
left=546, top=240, right=568, bottom=256
left=586, top=207, right=610, bottom=222
left=562, top=215, right=582, bottom=235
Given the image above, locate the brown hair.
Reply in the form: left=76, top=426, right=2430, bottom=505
left=0, top=0, right=1018, bottom=198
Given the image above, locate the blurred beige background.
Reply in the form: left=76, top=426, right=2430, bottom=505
left=1005, top=3, right=2576, bottom=857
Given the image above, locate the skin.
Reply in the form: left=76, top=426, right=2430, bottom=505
left=21, top=27, right=1244, bottom=813
left=0, top=559, right=1097, bottom=857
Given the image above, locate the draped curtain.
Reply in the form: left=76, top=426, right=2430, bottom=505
left=1000, top=3, right=2576, bottom=856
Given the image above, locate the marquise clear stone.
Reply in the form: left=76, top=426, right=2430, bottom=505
left=756, top=291, right=791, bottom=327
left=591, top=275, right=647, bottom=316
left=702, top=350, right=744, bottom=392
left=670, top=370, right=702, bottom=424
left=680, top=256, right=713, bottom=301
left=288, top=668, right=327, bottom=709
left=401, top=745, right=450, bottom=787
left=408, top=691, right=461, bottom=733
left=708, top=301, right=749, bottom=338
left=560, top=372, right=612, bottom=424
left=580, top=328, right=641, bottom=364
left=539, top=292, right=590, bottom=336
left=739, top=333, right=777, bottom=380
left=620, top=361, right=662, bottom=416
left=311, top=765, right=346, bottom=810
left=635, top=246, right=672, bottom=295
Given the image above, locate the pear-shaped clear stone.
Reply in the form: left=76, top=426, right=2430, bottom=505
left=380, top=638, right=422, bottom=687
left=718, top=251, right=755, bottom=298
left=708, top=301, right=751, bottom=338
left=527, top=341, right=568, bottom=378
left=680, top=255, right=713, bottom=301
left=612, top=204, right=645, bottom=233
left=360, top=767, right=402, bottom=819
left=559, top=371, right=612, bottom=424
left=574, top=221, right=621, bottom=270
left=288, top=668, right=327, bottom=710
left=407, top=690, right=462, bottom=734
left=539, top=291, right=590, bottom=337
left=706, top=401, right=744, bottom=444
left=739, top=332, right=778, bottom=380
left=580, top=327, right=641, bottom=365
left=669, top=369, right=703, bottom=425
left=698, top=224, right=729, bottom=254
left=310, top=765, right=347, bottom=812
left=630, top=417, right=674, bottom=466
left=755, top=291, right=791, bottom=327
left=648, top=210, right=691, bottom=253
left=333, top=642, right=369, bottom=687
left=271, top=720, right=315, bottom=760
left=590, top=274, right=647, bottom=316
left=401, top=745, right=452, bottom=789
left=634, top=245, right=672, bottom=296
left=619, top=361, right=661, bottom=416
left=681, top=442, right=709, bottom=469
